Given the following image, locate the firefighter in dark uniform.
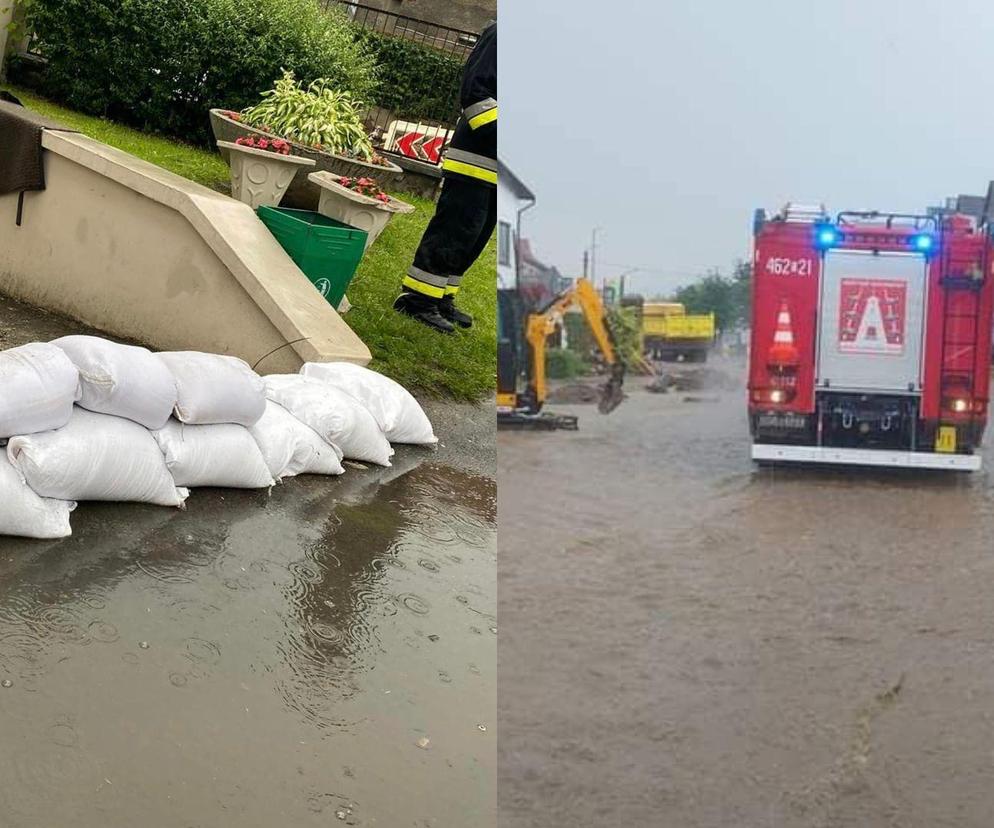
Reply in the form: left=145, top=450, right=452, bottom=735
left=394, top=21, right=497, bottom=333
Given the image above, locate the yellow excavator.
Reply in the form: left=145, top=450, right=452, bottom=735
left=497, top=277, right=626, bottom=429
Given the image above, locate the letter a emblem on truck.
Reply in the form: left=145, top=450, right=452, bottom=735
left=838, top=278, right=907, bottom=356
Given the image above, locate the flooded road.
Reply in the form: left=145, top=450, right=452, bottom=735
left=0, top=451, right=496, bottom=826
left=499, top=358, right=994, bottom=827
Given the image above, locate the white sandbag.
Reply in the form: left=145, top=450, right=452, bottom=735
left=248, top=401, right=345, bottom=481
left=157, top=351, right=266, bottom=427
left=152, top=420, right=275, bottom=489
left=264, top=375, right=394, bottom=466
left=300, top=361, right=437, bottom=445
left=52, top=335, right=177, bottom=430
left=0, top=454, right=74, bottom=539
left=7, top=408, right=188, bottom=507
left=0, top=342, right=80, bottom=439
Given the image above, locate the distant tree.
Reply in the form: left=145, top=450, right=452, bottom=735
left=674, top=260, right=752, bottom=331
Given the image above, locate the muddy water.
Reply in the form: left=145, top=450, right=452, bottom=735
left=0, top=452, right=495, bottom=827
left=500, top=359, right=994, bottom=827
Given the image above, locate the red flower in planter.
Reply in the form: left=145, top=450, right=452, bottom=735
left=232, top=135, right=295, bottom=156
left=336, top=175, right=390, bottom=203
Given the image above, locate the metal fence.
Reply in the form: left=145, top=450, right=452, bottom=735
left=322, top=1, right=477, bottom=166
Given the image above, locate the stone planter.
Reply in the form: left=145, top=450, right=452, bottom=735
left=217, top=141, right=315, bottom=209
left=308, top=171, right=415, bottom=251
left=209, top=109, right=402, bottom=210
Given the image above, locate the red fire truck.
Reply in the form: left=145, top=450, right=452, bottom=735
left=749, top=201, right=994, bottom=470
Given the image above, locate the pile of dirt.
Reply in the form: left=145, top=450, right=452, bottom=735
left=547, top=382, right=603, bottom=405
left=648, top=367, right=739, bottom=393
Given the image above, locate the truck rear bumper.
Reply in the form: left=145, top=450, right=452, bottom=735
left=751, top=443, right=981, bottom=471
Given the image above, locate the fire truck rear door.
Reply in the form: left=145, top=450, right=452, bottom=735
left=816, top=249, right=927, bottom=394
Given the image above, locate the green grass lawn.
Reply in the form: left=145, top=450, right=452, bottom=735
left=3, top=85, right=231, bottom=190
left=345, top=199, right=496, bottom=402
left=1, top=84, right=496, bottom=401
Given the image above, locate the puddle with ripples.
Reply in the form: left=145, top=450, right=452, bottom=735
left=0, top=452, right=496, bottom=827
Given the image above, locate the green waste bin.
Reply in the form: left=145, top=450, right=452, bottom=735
left=257, top=207, right=368, bottom=307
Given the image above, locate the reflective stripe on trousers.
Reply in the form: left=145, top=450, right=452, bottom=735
left=403, top=265, right=448, bottom=299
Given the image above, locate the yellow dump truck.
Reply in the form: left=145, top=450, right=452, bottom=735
left=642, top=303, right=716, bottom=363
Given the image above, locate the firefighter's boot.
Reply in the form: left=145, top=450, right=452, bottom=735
left=439, top=295, right=473, bottom=329
left=393, top=290, right=455, bottom=334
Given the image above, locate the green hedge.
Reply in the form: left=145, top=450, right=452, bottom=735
left=358, top=29, right=463, bottom=124
left=21, top=0, right=377, bottom=145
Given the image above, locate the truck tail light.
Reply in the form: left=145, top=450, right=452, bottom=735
left=942, top=396, right=983, bottom=415
left=752, top=384, right=797, bottom=406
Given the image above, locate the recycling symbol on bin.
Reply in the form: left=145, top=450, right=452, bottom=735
left=314, top=278, right=332, bottom=298
left=838, top=278, right=907, bottom=355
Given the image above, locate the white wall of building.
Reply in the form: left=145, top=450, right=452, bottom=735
left=497, top=174, right=521, bottom=288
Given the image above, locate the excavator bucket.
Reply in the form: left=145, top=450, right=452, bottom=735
left=597, top=363, right=626, bottom=415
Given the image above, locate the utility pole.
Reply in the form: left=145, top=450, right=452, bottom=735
left=582, top=249, right=589, bottom=280
left=590, top=229, right=597, bottom=286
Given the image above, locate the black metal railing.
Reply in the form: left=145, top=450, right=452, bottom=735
left=322, top=1, right=478, bottom=166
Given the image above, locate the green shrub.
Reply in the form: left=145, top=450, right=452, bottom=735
left=606, top=306, right=642, bottom=366
left=241, top=70, right=373, bottom=159
left=22, top=0, right=377, bottom=144
left=357, top=29, right=463, bottom=123
left=546, top=349, right=591, bottom=381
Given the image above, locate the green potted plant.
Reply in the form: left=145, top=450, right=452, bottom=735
left=210, top=71, right=402, bottom=209
left=216, top=136, right=316, bottom=209
left=308, top=172, right=414, bottom=251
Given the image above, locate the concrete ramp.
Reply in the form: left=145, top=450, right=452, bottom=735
left=0, top=131, right=371, bottom=372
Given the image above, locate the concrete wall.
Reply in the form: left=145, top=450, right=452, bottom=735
left=0, top=131, right=371, bottom=372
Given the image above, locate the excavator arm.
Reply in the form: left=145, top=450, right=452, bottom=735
left=523, top=278, right=626, bottom=416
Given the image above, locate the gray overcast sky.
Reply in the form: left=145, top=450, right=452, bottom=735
left=501, top=0, right=994, bottom=298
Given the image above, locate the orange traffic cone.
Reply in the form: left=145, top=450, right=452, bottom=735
left=768, top=301, right=799, bottom=367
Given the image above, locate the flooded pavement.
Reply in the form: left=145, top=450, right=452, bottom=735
left=0, top=294, right=496, bottom=827
left=499, top=358, right=994, bottom=827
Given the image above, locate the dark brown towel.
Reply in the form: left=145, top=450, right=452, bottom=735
left=0, top=100, right=77, bottom=196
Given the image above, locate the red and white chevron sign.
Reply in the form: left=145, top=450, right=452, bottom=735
left=391, top=126, right=450, bottom=164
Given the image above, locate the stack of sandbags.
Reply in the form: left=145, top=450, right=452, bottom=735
left=0, top=340, right=438, bottom=539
